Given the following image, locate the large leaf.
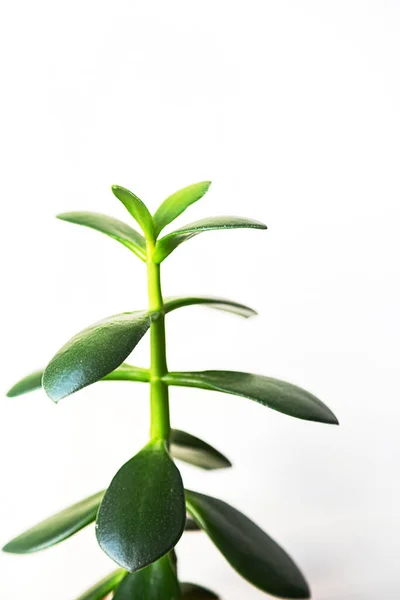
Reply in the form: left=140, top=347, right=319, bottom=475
left=164, top=296, right=256, bottom=319
left=153, top=182, right=211, bottom=237
left=75, top=570, right=127, bottom=600
left=112, top=185, right=155, bottom=240
left=170, top=429, right=231, bottom=470
left=3, top=491, right=104, bottom=554
left=181, top=583, right=219, bottom=599
left=6, top=370, right=43, bottom=397
left=113, top=554, right=180, bottom=600
left=57, top=212, right=147, bottom=260
left=186, top=491, right=310, bottom=599
left=165, top=371, right=338, bottom=425
left=43, top=311, right=151, bottom=402
left=96, top=440, right=186, bottom=572
left=154, top=216, right=267, bottom=262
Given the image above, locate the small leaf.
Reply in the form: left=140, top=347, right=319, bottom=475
left=181, top=582, right=219, bottom=599
left=186, top=491, right=310, bottom=599
left=43, top=311, right=151, bottom=402
left=165, top=371, right=338, bottom=425
left=96, top=440, right=186, bottom=572
left=113, top=555, right=181, bottom=600
left=57, top=212, right=147, bottom=260
left=170, top=429, right=232, bottom=470
left=185, top=517, right=201, bottom=531
left=3, top=491, right=104, bottom=554
left=153, top=181, right=211, bottom=237
left=75, top=570, right=127, bottom=600
left=154, top=215, right=267, bottom=262
left=164, top=296, right=257, bottom=318
left=6, top=370, right=43, bottom=397
left=111, top=185, right=155, bottom=240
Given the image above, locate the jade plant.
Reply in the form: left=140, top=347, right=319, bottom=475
left=4, top=181, right=338, bottom=599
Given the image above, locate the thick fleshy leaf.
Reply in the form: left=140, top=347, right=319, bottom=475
left=113, top=555, right=180, bottom=600
left=181, top=583, right=219, bottom=599
left=96, top=440, right=186, bottom=572
left=57, top=212, right=147, bottom=260
left=154, top=215, right=267, bottom=262
left=111, top=185, right=155, bottom=240
left=164, top=296, right=256, bottom=318
left=165, top=371, right=338, bottom=425
left=6, top=370, right=43, bottom=397
left=3, top=491, right=104, bottom=554
left=75, top=570, right=127, bottom=600
left=170, top=429, right=231, bottom=470
left=43, top=311, right=151, bottom=402
left=153, top=182, right=211, bottom=237
left=186, top=491, right=310, bottom=599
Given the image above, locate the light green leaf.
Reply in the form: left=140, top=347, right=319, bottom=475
left=113, top=555, right=181, bottom=600
left=111, top=185, right=155, bottom=240
left=165, top=371, right=338, bottom=425
left=154, top=215, right=267, bottom=262
left=164, top=296, right=257, bottom=318
left=75, top=570, right=127, bottom=600
left=186, top=491, right=310, bottom=599
left=153, top=182, right=211, bottom=237
left=170, top=429, right=232, bottom=470
left=6, top=370, right=43, bottom=397
left=181, top=582, right=219, bottom=599
left=3, top=491, right=104, bottom=554
left=57, top=212, right=147, bottom=260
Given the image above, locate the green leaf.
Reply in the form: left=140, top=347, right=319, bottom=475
left=164, top=295, right=256, bottom=318
left=185, top=517, right=201, bottom=531
left=165, top=371, right=338, bottom=425
left=96, top=440, right=186, bottom=572
left=181, top=582, right=219, bottom=599
left=6, top=370, right=43, bottom=397
left=3, top=491, right=104, bottom=554
left=75, top=570, right=127, bottom=600
left=43, top=311, right=151, bottom=402
left=113, top=555, right=181, bottom=600
left=153, top=181, right=211, bottom=237
left=57, top=212, right=147, bottom=260
left=186, top=491, right=310, bottom=599
left=170, top=429, right=232, bottom=470
left=111, top=185, right=155, bottom=240
left=154, top=215, right=267, bottom=262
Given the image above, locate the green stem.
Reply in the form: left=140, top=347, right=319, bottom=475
left=147, top=240, right=170, bottom=440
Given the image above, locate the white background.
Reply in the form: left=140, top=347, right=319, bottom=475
left=1, top=1, right=399, bottom=599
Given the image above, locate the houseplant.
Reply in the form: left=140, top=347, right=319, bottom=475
left=4, top=181, right=338, bottom=599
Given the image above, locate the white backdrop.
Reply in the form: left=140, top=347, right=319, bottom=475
left=1, top=1, right=400, bottom=599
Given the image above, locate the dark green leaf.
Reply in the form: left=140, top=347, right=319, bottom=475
left=186, top=491, right=310, bottom=599
left=164, top=296, right=257, bottom=318
left=75, top=569, right=127, bottom=600
left=6, top=370, right=43, bottom=397
left=154, top=216, right=267, bottom=262
left=165, top=371, right=338, bottom=425
left=3, top=491, right=104, bottom=554
left=113, top=555, right=180, bottom=600
left=111, top=185, right=155, bottom=240
left=43, top=311, right=151, bottom=402
left=96, top=440, right=186, bottom=572
left=153, top=182, right=211, bottom=237
left=57, top=212, right=147, bottom=260
left=181, top=582, right=219, bottom=599
left=185, top=517, right=201, bottom=531
left=170, top=429, right=231, bottom=470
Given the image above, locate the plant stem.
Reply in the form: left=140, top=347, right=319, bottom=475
left=147, top=241, right=170, bottom=440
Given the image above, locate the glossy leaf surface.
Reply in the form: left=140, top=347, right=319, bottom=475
left=75, top=570, right=126, bottom=600
left=170, top=429, right=232, bottom=470
left=153, top=181, right=211, bottom=236
left=57, top=212, right=147, bottom=260
left=43, top=311, right=151, bottom=401
left=186, top=491, right=310, bottom=599
left=96, top=440, right=186, bottom=572
left=181, top=583, right=219, bottom=599
left=164, top=296, right=256, bottom=318
left=6, top=370, right=43, bottom=397
left=113, top=555, right=180, bottom=600
left=154, top=215, right=267, bottom=262
left=166, top=371, right=338, bottom=425
left=112, top=185, right=154, bottom=239
left=3, top=491, right=104, bottom=554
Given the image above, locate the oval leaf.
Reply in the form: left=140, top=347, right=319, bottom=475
left=164, top=296, right=256, bottom=319
left=153, top=181, right=211, bottom=237
left=111, top=185, right=155, bottom=240
left=154, top=215, right=267, bottom=262
left=96, top=440, right=186, bottom=572
left=113, top=555, right=180, bottom=600
left=43, top=311, right=151, bottom=402
left=186, top=491, right=310, bottom=599
left=3, top=491, right=104, bottom=554
left=6, top=370, right=43, bottom=397
left=165, top=371, right=338, bottom=425
left=57, top=212, right=147, bottom=260
left=181, top=582, right=219, bottom=599
left=170, top=429, right=231, bottom=470
left=76, top=570, right=127, bottom=600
